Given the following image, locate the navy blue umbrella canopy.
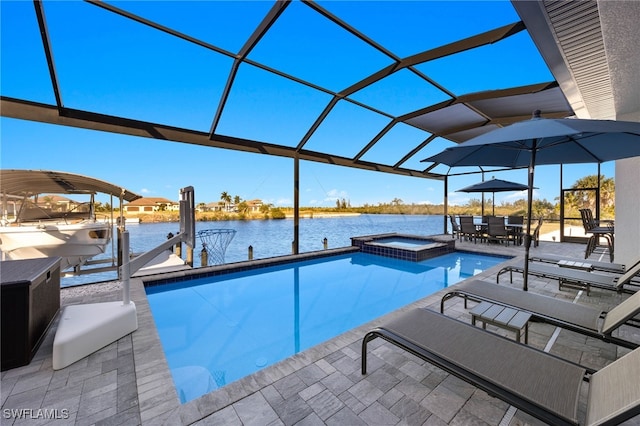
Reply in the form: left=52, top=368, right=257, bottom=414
left=457, top=178, right=532, bottom=215
left=425, top=112, right=640, bottom=168
left=457, top=178, right=530, bottom=193
left=423, top=111, right=640, bottom=290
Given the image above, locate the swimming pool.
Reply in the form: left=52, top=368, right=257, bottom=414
left=145, top=250, right=508, bottom=403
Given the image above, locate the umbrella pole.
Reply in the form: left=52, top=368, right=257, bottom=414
left=523, top=142, right=537, bottom=291
left=492, top=192, right=495, bottom=216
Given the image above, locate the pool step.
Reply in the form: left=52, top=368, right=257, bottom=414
left=52, top=301, right=138, bottom=370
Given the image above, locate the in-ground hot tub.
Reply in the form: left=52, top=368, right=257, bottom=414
left=351, top=233, right=455, bottom=262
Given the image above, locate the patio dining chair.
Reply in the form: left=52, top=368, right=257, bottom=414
left=486, top=216, right=511, bottom=245
left=580, top=208, right=614, bottom=261
left=459, top=215, right=480, bottom=243
left=531, top=217, right=543, bottom=247
left=506, top=216, right=526, bottom=245
left=507, top=215, right=524, bottom=225
left=449, top=215, right=461, bottom=240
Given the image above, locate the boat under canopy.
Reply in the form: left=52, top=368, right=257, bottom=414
left=0, top=169, right=141, bottom=201
left=0, top=169, right=141, bottom=270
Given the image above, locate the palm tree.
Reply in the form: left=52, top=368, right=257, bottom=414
left=233, top=195, right=241, bottom=212
left=565, top=174, right=615, bottom=216
left=220, top=191, right=231, bottom=212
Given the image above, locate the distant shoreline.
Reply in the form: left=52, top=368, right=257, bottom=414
left=121, top=211, right=362, bottom=223
left=283, top=212, right=361, bottom=219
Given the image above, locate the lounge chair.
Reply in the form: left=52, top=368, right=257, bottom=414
left=529, top=253, right=635, bottom=274
left=362, top=308, right=640, bottom=426
left=497, top=261, right=640, bottom=295
left=439, top=279, right=640, bottom=349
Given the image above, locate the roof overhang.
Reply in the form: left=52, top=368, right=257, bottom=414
left=512, top=0, right=640, bottom=121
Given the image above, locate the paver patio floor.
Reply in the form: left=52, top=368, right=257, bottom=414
left=2, top=237, right=638, bottom=425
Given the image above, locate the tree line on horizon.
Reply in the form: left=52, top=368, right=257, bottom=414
left=315, top=174, right=615, bottom=220
left=100, top=174, right=614, bottom=222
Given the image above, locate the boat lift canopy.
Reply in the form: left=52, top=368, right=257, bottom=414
left=0, top=169, right=141, bottom=202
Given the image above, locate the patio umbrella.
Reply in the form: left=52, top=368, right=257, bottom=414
left=422, top=110, right=640, bottom=290
left=457, top=178, right=532, bottom=215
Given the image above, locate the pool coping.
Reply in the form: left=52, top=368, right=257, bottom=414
left=132, top=244, right=515, bottom=424
left=144, top=246, right=360, bottom=289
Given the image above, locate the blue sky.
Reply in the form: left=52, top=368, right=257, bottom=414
left=0, top=1, right=612, bottom=207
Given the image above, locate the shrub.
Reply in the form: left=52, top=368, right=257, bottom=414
left=270, top=208, right=286, bottom=219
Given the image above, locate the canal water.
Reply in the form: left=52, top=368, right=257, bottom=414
left=63, top=214, right=448, bottom=286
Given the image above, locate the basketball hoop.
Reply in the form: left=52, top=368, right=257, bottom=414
left=197, top=229, right=236, bottom=265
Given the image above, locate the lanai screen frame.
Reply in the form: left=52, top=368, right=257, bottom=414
left=1, top=0, right=574, bottom=250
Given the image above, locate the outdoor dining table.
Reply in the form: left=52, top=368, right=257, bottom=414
left=506, top=224, right=524, bottom=245
left=473, top=221, right=523, bottom=245
left=474, top=222, right=488, bottom=239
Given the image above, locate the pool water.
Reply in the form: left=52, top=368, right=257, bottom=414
left=145, top=251, right=507, bottom=403
left=371, top=236, right=435, bottom=248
